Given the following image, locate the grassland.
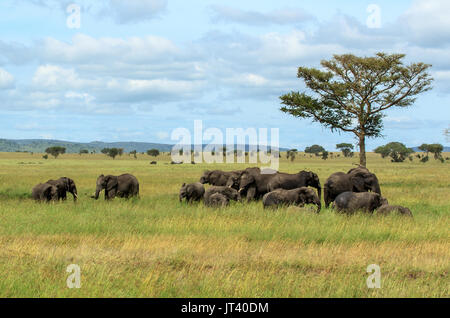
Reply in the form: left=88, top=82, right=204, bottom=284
left=0, top=151, right=448, bottom=297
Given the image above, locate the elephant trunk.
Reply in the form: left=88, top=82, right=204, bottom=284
left=316, top=184, right=322, bottom=201
left=94, top=187, right=101, bottom=200
left=373, top=183, right=381, bottom=195
left=316, top=202, right=321, bottom=213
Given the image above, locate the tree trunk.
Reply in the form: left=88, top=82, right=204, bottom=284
left=358, top=133, right=367, bottom=167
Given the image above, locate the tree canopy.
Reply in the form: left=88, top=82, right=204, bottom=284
left=304, top=145, right=325, bottom=154
left=45, top=146, right=66, bottom=158
left=336, top=143, right=354, bottom=157
left=419, top=143, right=444, bottom=160
left=147, top=149, right=160, bottom=157
left=101, top=148, right=120, bottom=159
left=280, top=52, right=433, bottom=166
left=374, top=142, right=414, bottom=162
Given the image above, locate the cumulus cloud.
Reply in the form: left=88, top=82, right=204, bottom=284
left=210, top=5, right=314, bottom=26
left=0, top=68, right=14, bottom=89
left=400, top=0, right=450, bottom=47
left=38, top=34, right=179, bottom=65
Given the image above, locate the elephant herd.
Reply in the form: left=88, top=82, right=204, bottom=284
left=180, top=165, right=412, bottom=216
left=31, top=165, right=412, bottom=216
left=31, top=173, right=139, bottom=202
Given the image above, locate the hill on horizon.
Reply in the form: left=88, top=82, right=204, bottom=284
left=0, top=139, right=290, bottom=153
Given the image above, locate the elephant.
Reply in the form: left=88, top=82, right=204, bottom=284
left=179, top=182, right=205, bottom=203
left=262, top=187, right=321, bottom=212
left=204, top=192, right=229, bottom=207
left=235, top=167, right=281, bottom=201
left=32, top=183, right=58, bottom=202
left=150, top=161, right=157, bottom=165
left=376, top=204, right=413, bottom=217
left=324, top=166, right=381, bottom=208
left=46, top=177, right=78, bottom=201
left=204, top=186, right=241, bottom=202
left=266, top=170, right=321, bottom=200
left=93, top=174, right=139, bottom=200
left=200, top=170, right=244, bottom=189
left=332, top=191, right=388, bottom=214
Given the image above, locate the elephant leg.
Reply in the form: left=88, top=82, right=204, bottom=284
left=324, top=188, right=330, bottom=208
left=246, top=186, right=256, bottom=202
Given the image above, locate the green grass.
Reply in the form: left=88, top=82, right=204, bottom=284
left=0, top=152, right=448, bottom=297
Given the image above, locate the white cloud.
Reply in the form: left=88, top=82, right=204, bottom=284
left=401, top=0, right=450, bottom=46
left=0, top=68, right=14, bottom=89
left=32, top=65, right=89, bottom=90
left=39, top=33, right=179, bottom=64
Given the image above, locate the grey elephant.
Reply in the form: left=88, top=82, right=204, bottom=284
left=204, top=192, right=229, bottom=207
left=200, top=169, right=244, bottom=189
left=179, top=182, right=205, bottom=203
left=46, top=177, right=78, bottom=201
left=262, top=187, right=321, bottom=212
left=233, top=167, right=275, bottom=201
left=376, top=204, right=413, bottom=217
left=332, top=191, right=388, bottom=214
left=93, top=174, right=139, bottom=200
left=204, top=186, right=241, bottom=202
left=32, top=183, right=58, bottom=202
left=324, top=166, right=381, bottom=208
left=266, top=170, right=321, bottom=200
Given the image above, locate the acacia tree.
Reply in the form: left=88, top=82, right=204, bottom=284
left=45, top=146, right=66, bottom=159
left=336, top=143, right=354, bottom=157
left=280, top=53, right=433, bottom=166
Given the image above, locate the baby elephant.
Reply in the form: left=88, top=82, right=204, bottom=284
left=32, top=183, right=58, bottom=202
left=262, top=187, right=321, bottom=213
left=376, top=204, right=413, bottom=217
left=333, top=191, right=388, bottom=214
left=204, top=186, right=241, bottom=203
left=179, top=182, right=205, bottom=203
left=204, top=192, right=229, bottom=207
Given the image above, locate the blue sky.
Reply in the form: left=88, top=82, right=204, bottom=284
left=0, top=0, right=449, bottom=151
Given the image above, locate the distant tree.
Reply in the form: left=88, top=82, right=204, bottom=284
left=420, top=156, right=429, bottom=163
left=102, top=148, right=120, bottom=159
left=336, top=143, right=354, bottom=157
left=304, top=145, right=325, bottom=154
left=118, top=148, right=124, bottom=156
left=418, top=143, right=444, bottom=160
left=280, top=52, right=433, bottom=166
left=79, top=149, right=89, bottom=155
left=427, top=144, right=444, bottom=160
left=130, top=150, right=137, bottom=159
left=286, top=149, right=298, bottom=160
left=45, top=146, right=66, bottom=159
left=42, top=154, right=48, bottom=160
left=321, top=151, right=329, bottom=160
left=374, top=142, right=414, bottom=162
left=147, top=149, right=160, bottom=157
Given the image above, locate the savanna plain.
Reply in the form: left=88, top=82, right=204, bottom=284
left=0, top=152, right=448, bottom=297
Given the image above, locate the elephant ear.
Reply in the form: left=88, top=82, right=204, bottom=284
left=297, top=188, right=310, bottom=203
left=43, top=184, right=53, bottom=198
left=350, top=173, right=366, bottom=192
left=106, top=176, right=118, bottom=191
